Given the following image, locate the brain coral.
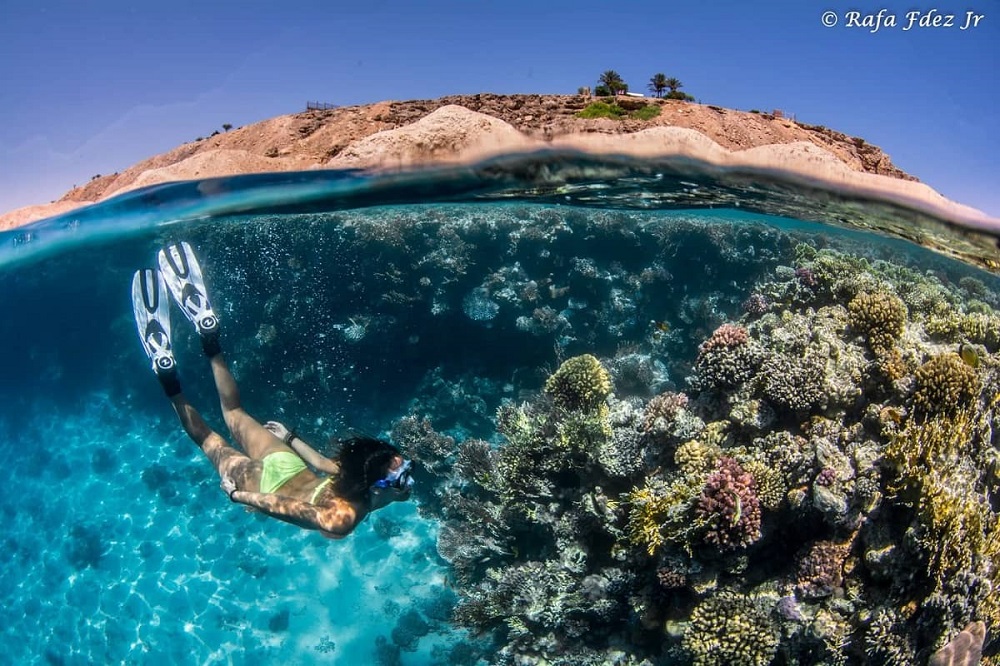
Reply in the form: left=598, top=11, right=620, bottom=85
left=682, top=591, right=779, bottom=666
left=544, top=354, right=613, bottom=411
left=911, top=353, right=980, bottom=417
left=848, top=290, right=907, bottom=352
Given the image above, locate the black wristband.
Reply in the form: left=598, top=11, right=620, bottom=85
left=283, top=430, right=298, bottom=446
left=229, top=488, right=238, bottom=501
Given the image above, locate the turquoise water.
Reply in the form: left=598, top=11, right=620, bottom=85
left=1, top=154, right=999, bottom=665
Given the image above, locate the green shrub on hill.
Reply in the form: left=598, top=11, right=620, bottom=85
left=577, top=102, right=662, bottom=121
left=577, top=101, right=627, bottom=119
left=631, top=104, right=661, bottom=120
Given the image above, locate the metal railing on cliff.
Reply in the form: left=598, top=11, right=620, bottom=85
left=306, top=101, right=337, bottom=111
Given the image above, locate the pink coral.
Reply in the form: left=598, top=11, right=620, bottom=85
left=742, top=293, right=769, bottom=316
left=642, top=392, right=689, bottom=433
left=656, top=566, right=687, bottom=590
left=815, top=468, right=837, bottom=487
left=795, top=540, right=850, bottom=599
left=696, top=457, right=762, bottom=550
left=795, top=267, right=818, bottom=288
left=698, top=324, right=749, bottom=357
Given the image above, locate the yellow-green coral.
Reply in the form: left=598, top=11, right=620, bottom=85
left=675, top=440, right=722, bottom=476
left=556, top=404, right=612, bottom=452
left=848, top=290, right=907, bottom=353
left=911, top=353, right=980, bottom=417
left=917, top=475, right=999, bottom=586
left=625, top=476, right=705, bottom=556
left=682, top=591, right=779, bottom=666
left=885, top=400, right=1000, bottom=624
left=544, top=354, right=612, bottom=411
left=926, top=312, right=1000, bottom=351
left=744, top=461, right=785, bottom=511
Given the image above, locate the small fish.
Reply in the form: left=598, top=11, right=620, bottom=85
left=652, top=320, right=670, bottom=333
left=959, top=343, right=981, bottom=368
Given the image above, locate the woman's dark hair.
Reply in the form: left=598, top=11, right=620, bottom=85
left=332, top=436, right=401, bottom=501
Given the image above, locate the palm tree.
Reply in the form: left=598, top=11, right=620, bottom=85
left=598, top=70, right=625, bottom=96
left=648, top=73, right=668, bottom=98
left=665, top=77, right=683, bottom=94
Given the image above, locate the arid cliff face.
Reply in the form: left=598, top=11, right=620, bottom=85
left=1, top=94, right=918, bottom=230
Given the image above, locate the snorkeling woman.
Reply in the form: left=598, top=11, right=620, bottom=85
left=131, top=242, right=412, bottom=538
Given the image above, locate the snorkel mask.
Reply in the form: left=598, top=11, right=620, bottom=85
left=373, top=458, right=414, bottom=492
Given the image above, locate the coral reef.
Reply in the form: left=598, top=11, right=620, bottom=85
left=848, top=289, right=907, bottom=353
left=544, top=354, right=613, bottom=412
left=795, top=539, right=851, bottom=599
left=695, top=457, right=762, bottom=550
left=911, top=353, right=981, bottom=417
left=682, top=591, right=779, bottom=666
left=345, top=207, right=1000, bottom=665
left=693, top=324, right=763, bottom=389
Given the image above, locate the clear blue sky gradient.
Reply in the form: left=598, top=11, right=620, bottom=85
left=1, top=0, right=997, bottom=216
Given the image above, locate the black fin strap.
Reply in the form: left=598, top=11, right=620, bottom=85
left=201, top=332, right=222, bottom=358
left=158, top=370, right=182, bottom=397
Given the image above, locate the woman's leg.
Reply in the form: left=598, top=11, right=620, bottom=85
left=207, top=352, right=287, bottom=460
left=169, top=392, right=261, bottom=492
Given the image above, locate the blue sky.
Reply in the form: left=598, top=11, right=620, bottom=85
left=1, top=0, right=997, bottom=216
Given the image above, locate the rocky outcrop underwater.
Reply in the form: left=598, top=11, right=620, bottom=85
left=211, top=203, right=998, bottom=664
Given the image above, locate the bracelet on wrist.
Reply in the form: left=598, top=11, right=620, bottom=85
left=229, top=488, right=239, bottom=501
left=283, top=430, right=298, bottom=446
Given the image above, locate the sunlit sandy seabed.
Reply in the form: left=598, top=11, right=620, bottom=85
left=0, top=394, right=454, bottom=664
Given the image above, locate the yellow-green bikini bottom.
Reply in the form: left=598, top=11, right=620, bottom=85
left=259, top=451, right=307, bottom=494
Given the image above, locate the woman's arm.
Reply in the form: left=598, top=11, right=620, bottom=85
left=229, top=489, right=356, bottom=536
left=287, top=435, right=340, bottom=475
left=264, top=421, right=339, bottom=474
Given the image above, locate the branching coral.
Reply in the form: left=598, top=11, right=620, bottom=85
left=694, top=324, right=763, bottom=388
left=675, top=439, right=722, bottom=477
left=437, top=495, right=513, bottom=583
left=454, top=438, right=497, bottom=488
left=390, top=415, right=455, bottom=475
left=696, top=457, right=762, bottom=550
left=641, top=391, right=689, bottom=434
left=866, top=606, right=918, bottom=666
left=595, top=423, right=645, bottom=481
left=885, top=395, right=1000, bottom=627
left=544, top=354, right=613, bottom=412
left=624, top=476, right=705, bottom=556
left=911, top=353, right=981, bottom=417
left=556, top=406, right=612, bottom=454
left=682, top=591, right=779, bottom=666
left=796, top=539, right=851, bottom=599
left=743, top=460, right=785, bottom=511
left=759, top=352, right=827, bottom=413
left=848, top=289, right=907, bottom=355
left=926, top=312, right=1000, bottom=351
